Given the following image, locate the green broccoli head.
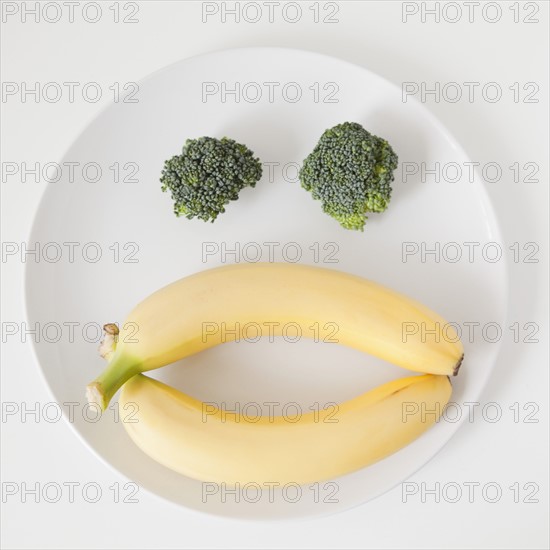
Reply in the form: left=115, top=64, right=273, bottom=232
left=160, top=136, right=263, bottom=222
left=299, top=122, right=398, bottom=231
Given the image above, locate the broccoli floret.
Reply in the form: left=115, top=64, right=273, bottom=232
left=299, top=122, right=398, bottom=231
left=160, top=136, right=262, bottom=222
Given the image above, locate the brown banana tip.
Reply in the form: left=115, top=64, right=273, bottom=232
left=103, top=323, right=119, bottom=335
left=452, top=354, right=464, bottom=376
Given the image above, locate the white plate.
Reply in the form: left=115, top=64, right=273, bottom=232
left=26, top=48, right=507, bottom=519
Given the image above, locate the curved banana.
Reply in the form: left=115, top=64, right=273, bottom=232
left=87, top=263, right=463, bottom=409
left=119, top=373, right=452, bottom=485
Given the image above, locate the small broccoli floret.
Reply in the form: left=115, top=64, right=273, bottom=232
left=299, top=122, right=398, bottom=231
left=160, top=136, right=263, bottom=222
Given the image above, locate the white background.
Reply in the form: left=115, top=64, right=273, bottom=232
left=1, top=1, right=548, bottom=549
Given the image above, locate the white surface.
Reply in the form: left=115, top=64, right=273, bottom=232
left=1, top=0, right=548, bottom=547
left=24, top=47, right=506, bottom=518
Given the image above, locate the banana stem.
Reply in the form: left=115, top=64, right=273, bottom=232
left=98, top=323, right=119, bottom=361
left=453, top=354, right=464, bottom=376
left=87, top=324, right=140, bottom=410
left=86, top=352, right=142, bottom=410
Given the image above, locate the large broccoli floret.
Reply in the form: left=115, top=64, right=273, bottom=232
left=160, top=136, right=263, bottom=222
left=299, top=122, right=398, bottom=231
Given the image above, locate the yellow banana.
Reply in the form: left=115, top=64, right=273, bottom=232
left=119, top=373, right=452, bottom=485
left=87, top=263, right=463, bottom=409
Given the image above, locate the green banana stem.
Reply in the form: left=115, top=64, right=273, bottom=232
left=86, top=352, right=142, bottom=410
left=86, top=324, right=141, bottom=410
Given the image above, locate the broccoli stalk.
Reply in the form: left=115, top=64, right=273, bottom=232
left=161, top=136, right=263, bottom=222
left=299, top=122, right=398, bottom=231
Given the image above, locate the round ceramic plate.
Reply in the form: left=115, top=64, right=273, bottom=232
left=26, top=48, right=507, bottom=519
